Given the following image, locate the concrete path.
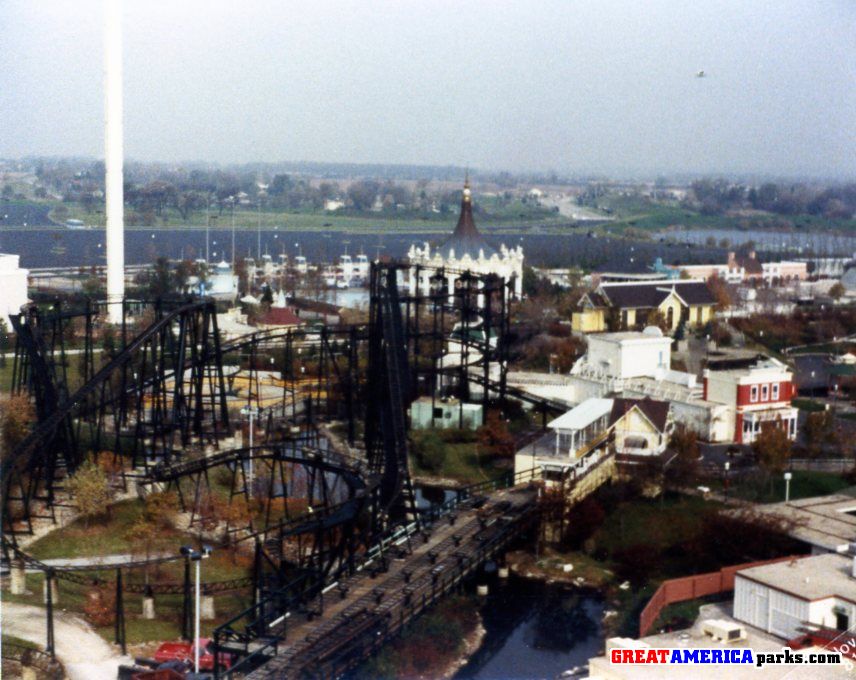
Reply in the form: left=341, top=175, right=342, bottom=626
left=24, top=553, right=170, bottom=573
left=2, top=601, right=132, bottom=680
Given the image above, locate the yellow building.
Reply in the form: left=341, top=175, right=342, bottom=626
left=573, top=280, right=716, bottom=334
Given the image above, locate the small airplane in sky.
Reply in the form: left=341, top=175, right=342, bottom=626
left=696, top=70, right=706, bottom=78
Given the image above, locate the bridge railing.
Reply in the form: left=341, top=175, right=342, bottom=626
left=213, top=571, right=325, bottom=678
left=1, top=643, right=63, bottom=679
left=214, top=468, right=542, bottom=677
left=419, top=468, right=541, bottom=525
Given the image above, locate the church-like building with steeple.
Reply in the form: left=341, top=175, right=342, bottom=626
left=407, top=178, right=524, bottom=298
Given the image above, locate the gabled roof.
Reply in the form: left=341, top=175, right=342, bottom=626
left=735, top=252, right=763, bottom=275
left=609, top=397, right=671, bottom=432
left=438, top=180, right=498, bottom=260
left=579, top=290, right=609, bottom=309
left=598, top=281, right=716, bottom=309
left=257, top=307, right=303, bottom=327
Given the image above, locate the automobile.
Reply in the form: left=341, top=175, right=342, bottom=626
left=153, top=638, right=232, bottom=672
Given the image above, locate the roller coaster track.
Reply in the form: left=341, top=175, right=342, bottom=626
left=1, top=263, right=550, bottom=672
left=3, top=300, right=229, bottom=542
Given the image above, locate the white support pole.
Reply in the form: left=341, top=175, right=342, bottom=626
left=104, top=0, right=125, bottom=324
left=194, top=559, right=201, bottom=674
left=248, top=409, right=254, bottom=488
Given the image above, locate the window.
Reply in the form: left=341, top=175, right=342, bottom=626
left=761, top=384, right=769, bottom=401
left=772, top=384, right=780, bottom=400
left=750, top=385, right=758, bottom=403
left=433, top=408, right=443, bottom=418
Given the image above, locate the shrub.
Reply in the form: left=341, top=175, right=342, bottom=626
left=411, top=433, right=446, bottom=474
left=66, top=461, right=114, bottom=527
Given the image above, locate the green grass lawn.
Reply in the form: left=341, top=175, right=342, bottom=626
left=409, top=429, right=510, bottom=485
left=591, top=193, right=856, bottom=235
left=548, top=491, right=731, bottom=636
left=791, top=397, right=827, bottom=412
left=2, top=634, right=41, bottom=650
left=26, top=496, right=258, bottom=585
left=45, top=199, right=563, bottom=234
left=711, top=470, right=853, bottom=504
left=410, top=440, right=500, bottom=484
left=27, top=498, right=149, bottom=560
left=6, top=493, right=254, bottom=647
left=0, top=359, right=14, bottom=393
left=590, top=493, right=716, bottom=572
left=4, top=568, right=250, bottom=646
left=789, top=341, right=856, bottom=356
left=650, top=595, right=730, bottom=633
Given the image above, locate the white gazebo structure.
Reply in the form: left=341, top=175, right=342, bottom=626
left=547, top=397, right=615, bottom=460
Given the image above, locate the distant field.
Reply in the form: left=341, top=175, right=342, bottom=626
left=592, top=194, right=856, bottom=235
left=40, top=197, right=565, bottom=234
left=5, top=195, right=855, bottom=240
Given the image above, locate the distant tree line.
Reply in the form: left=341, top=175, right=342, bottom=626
left=687, top=179, right=856, bottom=219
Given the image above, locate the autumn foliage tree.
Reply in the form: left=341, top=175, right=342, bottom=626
left=477, top=411, right=516, bottom=459
left=83, top=585, right=116, bottom=627
left=66, top=461, right=114, bottom=527
left=0, top=395, right=35, bottom=461
left=801, top=411, right=837, bottom=459
left=706, top=273, right=732, bottom=310
left=666, top=423, right=700, bottom=489
left=753, top=421, right=792, bottom=475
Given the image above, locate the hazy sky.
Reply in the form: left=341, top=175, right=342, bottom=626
left=1, top=0, right=854, bottom=177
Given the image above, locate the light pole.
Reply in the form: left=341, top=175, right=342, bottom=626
left=241, top=406, right=260, bottom=490
left=180, top=545, right=212, bottom=675
left=724, top=461, right=730, bottom=501
left=229, top=196, right=236, bottom=267
left=205, top=198, right=210, bottom=263
left=256, top=190, right=267, bottom=261
left=784, top=471, right=792, bottom=503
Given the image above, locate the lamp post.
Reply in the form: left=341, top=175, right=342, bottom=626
left=784, top=471, right=792, bottom=503
left=240, top=406, right=260, bottom=490
left=180, top=545, right=212, bottom=675
left=229, top=196, right=236, bottom=266
left=724, top=461, right=730, bottom=501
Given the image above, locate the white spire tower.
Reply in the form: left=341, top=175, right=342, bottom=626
left=104, top=0, right=125, bottom=323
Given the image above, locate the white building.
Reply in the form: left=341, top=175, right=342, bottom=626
left=0, top=253, right=29, bottom=324
left=575, top=328, right=673, bottom=381
left=408, top=179, right=524, bottom=299
left=734, top=553, right=856, bottom=641
left=514, top=396, right=672, bottom=483
left=206, top=260, right=239, bottom=301
left=510, top=327, right=733, bottom=441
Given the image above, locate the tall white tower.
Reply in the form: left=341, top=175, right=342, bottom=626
left=104, top=0, right=125, bottom=323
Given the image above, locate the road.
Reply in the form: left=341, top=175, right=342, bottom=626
left=2, top=602, right=131, bottom=680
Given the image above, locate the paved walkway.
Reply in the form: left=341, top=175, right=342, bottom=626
left=24, top=553, right=170, bottom=573
left=2, top=602, right=132, bottom=680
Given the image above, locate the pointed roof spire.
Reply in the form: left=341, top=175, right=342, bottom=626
left=439, top=176, right=498, bottom=260
left=456, top=176, right=476, bottom=234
